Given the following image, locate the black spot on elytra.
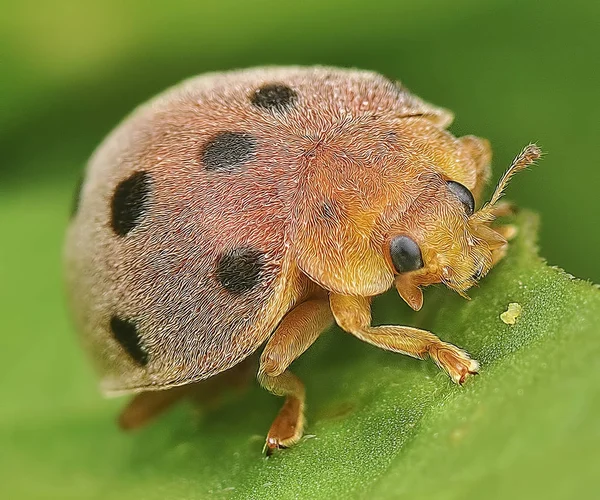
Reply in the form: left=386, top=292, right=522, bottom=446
left=111, top=171, right=152, bottom=236
left=202, top=132, right=256, bottom=172
left=216, top=247, right=265, bottom=294
left=110, top=316, right=149, bottom=366
left=70, top=176, right=84, bottom=217
left=251, top=84, right=297, bottom=112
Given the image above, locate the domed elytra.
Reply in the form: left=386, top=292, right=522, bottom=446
left=110, top=316, right=149, bottom=366
left=389, top=235, right=424, bottom=273
left=447, top=180, right=475, bottom=216
left=111, top=171, right=152, bottom=236
left=216, top=246, right=265, bottom=294
left=202, top=132, right=256, bottom=172
left=251, top=83, right=297, bottom=112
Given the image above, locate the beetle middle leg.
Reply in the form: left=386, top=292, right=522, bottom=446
left=329, top=293, right=479, bottom=385
left=258, top=297, right=333, bottom=454
left=484, top=211, right=518, bottom=266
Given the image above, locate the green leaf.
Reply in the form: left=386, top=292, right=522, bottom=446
left=1, top=183, right=599, bottom=500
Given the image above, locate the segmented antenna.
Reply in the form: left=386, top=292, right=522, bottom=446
left=489, top=144, right=542, bottom=207
left=473, top=144, right=542, bottom=221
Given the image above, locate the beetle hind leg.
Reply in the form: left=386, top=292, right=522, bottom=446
left=258, top=297, right=333, bottom=454
left=118, top=355, right=255, bottom=431
left=118, top=385, right=192, bottom=431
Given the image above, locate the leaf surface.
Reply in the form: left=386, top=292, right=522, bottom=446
left=1, top=190, right=598, bottom=499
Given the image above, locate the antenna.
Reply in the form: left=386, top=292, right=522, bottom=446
left=473, top=144, right=542, bottom=221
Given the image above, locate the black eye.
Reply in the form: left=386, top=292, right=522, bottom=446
left=447, top=181, right=475, bottom=216
left=389, top=235, right=424, bottom=273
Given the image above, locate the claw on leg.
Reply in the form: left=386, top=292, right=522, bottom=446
left=258, top=297, right=333, bottom=454
left=260, top=375, right=306, bottom=455
left=429, top=344, right=480, bottom=385
left=330, top=293, right=480, bottom=386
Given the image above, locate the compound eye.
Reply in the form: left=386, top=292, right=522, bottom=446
left=447, top=181, right=475, bottom=216
left=389, top=235, right=424, bottom=273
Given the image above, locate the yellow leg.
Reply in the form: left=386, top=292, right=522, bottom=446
left=490, top=220, right=518, bottom=266
left=490, top=201, right=516, bottom=218
left=258, top=298, right=333, bottom=454
left=330, top=294, right=479, bottom=385
left=118, top=385, right=192, bottom=431
left=118, top=356, right=255, bottom=430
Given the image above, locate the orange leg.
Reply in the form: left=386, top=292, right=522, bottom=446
left=490, top=201, right=517, bottom=218
left=329, top=294, right=479, bottom=385
left=119, top=385, right=193, bottom=431
left=494, top=223, right=518, bottom=241
left=118, top=355, right=255, bottom=431
left=258, top=298, right=333, bottom=454
left=489, top=219, right=518, bottom=266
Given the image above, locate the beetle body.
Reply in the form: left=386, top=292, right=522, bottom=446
left=64, top=66, right=539, bottom=452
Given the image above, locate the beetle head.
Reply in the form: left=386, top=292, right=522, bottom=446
left=387, top=144, right=541, bottom=309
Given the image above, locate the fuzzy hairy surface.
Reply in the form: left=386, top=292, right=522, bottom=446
left=64, top=66, right=490, bottom=393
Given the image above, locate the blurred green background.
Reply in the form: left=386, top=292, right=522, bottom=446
left=2, top=0, right=599, bottom=282
left=1, top=0, right=599, bottom=498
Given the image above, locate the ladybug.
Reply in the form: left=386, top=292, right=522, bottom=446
left=64, top=66, right=540, bottom=453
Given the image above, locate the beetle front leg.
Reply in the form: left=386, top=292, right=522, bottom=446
left=490, top=217, right=518, bottom=266
left=258, top=297, right=333, bottom=454
left=329, top=294, right=479, bottom=384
